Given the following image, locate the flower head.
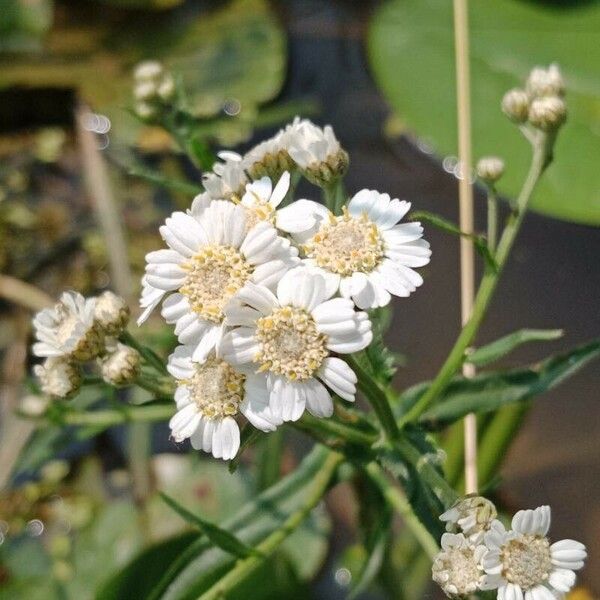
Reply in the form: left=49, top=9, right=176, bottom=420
left=244, top=129, right=296, bottom=181
left=220, top=268, right=372, bottom=422
left=440, top=495, right=497, bottom=542
left=239, top=171, right=291, bottom=231
left=138, top=199, right=298, bottom=362
left=132, top=60, right=175, bottom=118
left=528, top=96, right=567, bottom=131
left=34, top=357, right=81, bottom=398
left=286, top=120, right=348, bottom=186
left=276, top=190, right=431, bottom=309
left=94, top=291, right=130, bottom=336
left=202, top=152, right=248, bottom=200
left=482, top=506, right=587, bottom=599
left=502, top=88, right=530, bottom=123
left=32, top=291, right=103, bottom=361
left=526, top=64, right=565, bottom=99
left=432, top=533, right=488, bottom=597
left=100, top=343, right=141, bottom=386
left=476, top=157, right=505, bottom=185
left=167, top=346, right=282, bottom=460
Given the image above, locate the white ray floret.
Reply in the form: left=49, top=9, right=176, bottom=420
left=238, top=171, right=291, bottom=230
left=432, top=533, right=488, bottom=598
left=138, top=200, right=298, bottom=362
left=276, top=189, right=431, bottom=309
left=482, top=506, right=587, bottom=600
left=220, top=268, right=372, bottom=423
left=202, top=151, right=248, bottom=199
left=32, top=291, right=103, bottom=361
left=167, top=345, right=282, bottom=460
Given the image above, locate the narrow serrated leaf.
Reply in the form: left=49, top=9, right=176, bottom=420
left=466, top=329, right=564, bottom=367
left=159, top=492, right=261, bottom=559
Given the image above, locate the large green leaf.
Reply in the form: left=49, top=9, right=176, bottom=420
left=414, top=339, right=600, bottom=428
left=368, top=0, right=600, bottom=225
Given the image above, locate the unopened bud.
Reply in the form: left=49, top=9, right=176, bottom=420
left=100, top=343, right=140, bottom=386
left=439, top=495, right=497, bottom=541
left=476, top=156, right=505, bottom=184
left=34, top=357, right=81, bottom=398
left=157, top=74, right=176, bottom=101
left=134, top=80, right=158, bottom=102
left=134, top=60, right=163, bottom=83
left=528, top=96, right=567, bottom=131
left=94, top=291, right=130, bottom=336
left=501, top=88, right=529, bottom=123
left=526, top=63, right=565, bottom=99
left=134, top=101, right=157, bottom=120
left=305, top=149, right=350, bottom=187
left=19, top=394, right=50, bottom=417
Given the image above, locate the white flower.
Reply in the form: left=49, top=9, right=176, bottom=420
left=138, top=200, right=298, bottom=362
left=243, top=129, right=295, bottom=181
left=34, top=357, right=81, bottom=398
left=32, top=291, right=103, bottom=361
left=167, top=346, right=282, bottom=460
left=276, top=189, right=431, bottom=309
left=432, top=533, right=488, bottom=597
left=440, top=495, right=498, bottom=542
left=134, top=60, right=164, bottom=83
left=482, top=506, right=587, bottom=599
left=526, top=64, right=565, bottom=99
left=220, top=268, right=372, bottom=422
left=94, top=291, right=130, bottom=336
left=238, top=171, right=291, bottom=230
left=202, top=152, right=248, bottom=199
left=286, top=119, right=348, bottom=185
left=100, top=343, right=141, bottom=386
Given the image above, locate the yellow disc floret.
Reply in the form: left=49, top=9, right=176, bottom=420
left=303, top=207, right=384, bottom=276
left=255, top=306, right=328, bottom=381
left=179, top=245, right=253, bottom=323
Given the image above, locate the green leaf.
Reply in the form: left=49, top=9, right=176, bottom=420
left=411, top=210, right=498, bottom=271
left=419, top=339, right=600, bottom=428
left=368, top=0, right=600, bottom=225
left=365, top=308, right=402, bottom=385
left=467, top=328, right=564, bottom=367
left=128, top=164, right=203, bottom=195
left=159, top=492, right=261, bottom=559
left=0, top=0, right=53, bottom=53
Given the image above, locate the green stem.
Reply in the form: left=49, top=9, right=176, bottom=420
left=365, top=463, right=438, bottom=559
left=257, top=429, right=284, bottom=491
left=346, top=355, right=400, bottom=442
left=295, top=412, right=378, bottom=447
left=401, top=133, right=551, bottom=425
left=120, top=331, right=168, bottom=375
left=198, top=451, right=343, bottom=600
left=135, top=374, right=176, bottom=399
left=487, top=187, right=498, bottom=252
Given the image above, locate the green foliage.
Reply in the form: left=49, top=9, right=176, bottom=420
left=0, top=0, right=52, bottom=52
left=159, top=492, right=261, bottom=559
left=368, top=0, right=600, bottom=224
left=466, top=328, right=564, bottom=367
left=412, top=339, right=600, bottom=428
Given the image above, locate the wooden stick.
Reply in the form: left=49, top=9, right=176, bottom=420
left=453, top=0, right=478, bottom=494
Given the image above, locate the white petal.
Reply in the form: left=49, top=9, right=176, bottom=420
left=251, top=258, right=299, bottom=290
left=548, top=568, right=576, bottom=593
left=347, top=189, right=378, bottom=216
left=160, top=212, right=208, bottom=256
left=240, top=221, right=278, bottom=264
left=276, top=199, right=329, bottom=234
left=382, top=222, right=424, bottom=245
left=213, top=417, right=240, bottom=460
left=550, top=539, right=587, bottom=570
left=241, top=374, right=282, bottom=431
left=191, top=325, right=223, bottom=363
left=376, top=198, right=411, bottom=230
left=219, top=328, right=259, bottom=365
left=161, top=293, right=190, bottom=323
left=504, top=583, right=524, bottom=600
left=228, top=281, right=278, bottom=315
left=304, top=378, right=333, bottom=418
left=167, top=345, right=195, bottom=379
left=317, top=357, right=357, bottom=402
left=269, top=377, right=306, bottom=422
left=339, top=272, right=369, bottom=298
left=269, top=171, right=290, bottom=207
left=277, top=268, right=328, bottom=311
left=169, top=404, right=201, bottom=442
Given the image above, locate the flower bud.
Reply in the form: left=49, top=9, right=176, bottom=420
left=476, top=156, right=505, bottom=184
left=157, top=74, right=176, bottom=101
left=34, top=357, right=81, bottom=398
left=501, top=88, right=529, bottom=123
left=305, top=148, right=350, bottom=187
left=528, top=95, right=567, bottom=131
left=134, top=60, right=164, bottom=83
left=439, top=495, right=497, bottom=541
left=134, top=101, right=157, bottom=120
left=134, top=80, right=158, bottom=102
left=19, top=394, right=50, bottom=417
left=100, top=343, right=140, bottom=386
left=526, top=63, right=565, bottom=99
left=94, top=291, right=130, bottom=336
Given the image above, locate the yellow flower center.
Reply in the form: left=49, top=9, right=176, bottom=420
left=502, top=535, right=552, bottom=590
left=185, top=358, right=245, bottom=419
left=255, top=306, right=328, bottom=381
left=303, top=208, right=384, bottom=276
left=244, top=198, right=275, bottom=231
left=179, top=245, right=253, bottom=323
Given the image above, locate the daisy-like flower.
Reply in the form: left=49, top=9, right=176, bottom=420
left=32, top=291, right=103, bottom=361
left=238, top=171, right=291, bottom=231
left=440, top=495, right=498, bottom=542
left=138, top=200, right=298, bottom=362
left=167, top=346, right=282, bottom=460
left=220, top=268, right=372, bottom=422
left=276, top=189, right=431, bottom=309
left=202, top=151, right=248, bottom=199
left=432, top=533, right=488, bottom=598
left=34, top=357, right=81, bottom=398
left=286, top=119, right=348, bottom=186
left=482, top=506, right=587, bottom=599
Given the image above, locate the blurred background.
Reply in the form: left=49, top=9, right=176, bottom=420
left=0, top=0, right=598, bottom=598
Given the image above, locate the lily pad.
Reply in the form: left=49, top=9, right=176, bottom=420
left=368, top=0, right=600, bottom=225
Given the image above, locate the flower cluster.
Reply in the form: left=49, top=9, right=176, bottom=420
left=139, top=118, right=431, bottom=460
left=132, top=60, right=176, bottom=120
left=433, top=497, right=587, bottom=599
left=502, top=64, right=567, bottom=132
left=32, top=291, right=139, bottom=397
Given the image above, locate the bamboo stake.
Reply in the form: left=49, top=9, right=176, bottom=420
left=453, top=0, right=478, bottom=494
